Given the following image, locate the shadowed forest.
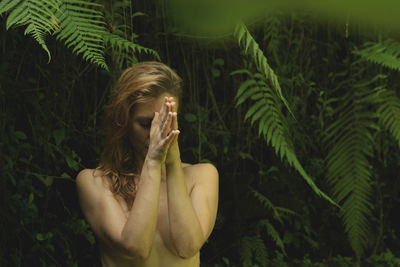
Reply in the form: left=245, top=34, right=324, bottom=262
left=1, top=0, right=400, bottom=266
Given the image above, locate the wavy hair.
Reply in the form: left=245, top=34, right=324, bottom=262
left=97, top=61, right=182, bottom=207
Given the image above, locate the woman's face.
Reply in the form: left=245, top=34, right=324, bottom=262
left=130, top=93, right=178, bottom=159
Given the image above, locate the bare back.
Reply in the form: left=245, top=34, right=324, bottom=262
left=77, top=164, right=201, bottom=267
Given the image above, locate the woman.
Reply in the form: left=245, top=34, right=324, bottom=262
left=76, top=62, right=219, bottom=266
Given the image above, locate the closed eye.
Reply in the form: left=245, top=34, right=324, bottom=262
left=139, top=120, right=152, bottom=129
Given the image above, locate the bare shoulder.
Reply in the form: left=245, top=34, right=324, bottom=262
left=76, top=168, right=110, bottom=191
left=75, top=168, right=114, bottom=206
left=182, top=162, right=219, bottom=186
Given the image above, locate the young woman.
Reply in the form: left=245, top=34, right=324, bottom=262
left=76, top=62, right=219, bottom=266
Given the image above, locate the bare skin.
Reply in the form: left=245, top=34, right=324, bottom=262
left=76, top=94, right=219, bottom=266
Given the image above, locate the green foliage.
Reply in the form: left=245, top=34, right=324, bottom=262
left=376, top=89, right=400, bottom=147
left=365, top=249, right=400, bottom=267
left=55, top=0, right=108, bottom=70
left=2, top=2, right=400, bottom=266
left=240, top=235, right=268, bottom=267
left=233, top=69, right=336, bottom=205
left=323, top=71, right=400, bottom=258
left=233, top=22, right=293, bottom=116
left=324, top=85, right=376, bottom=258
left=0, top=0, right=158, bottom=69
left=0, top=0, right=59, bottom=60
left=354, top=39, right=400, bottom=72
left=103, top=31, right=160, bottom=68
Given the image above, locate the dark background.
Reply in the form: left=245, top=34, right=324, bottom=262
left=1, top=1, right=400, bottom=266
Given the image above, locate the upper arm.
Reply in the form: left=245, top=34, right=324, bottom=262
left=189, top=163, right=219, bottom=241
left=76, top=169, right=132, bottom=258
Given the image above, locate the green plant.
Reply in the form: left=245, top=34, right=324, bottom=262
left=324, top=67, right=400, bottom=258
left=233, top=68, right=335, bottom=205
left=354, top=39, right=400, bottom=72
left=0, top=0, right=159, bottom=69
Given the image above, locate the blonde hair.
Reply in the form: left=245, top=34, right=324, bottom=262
left=97, top=61, right=182, bottom=207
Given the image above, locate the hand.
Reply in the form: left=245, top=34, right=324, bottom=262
left=146, top=97, right=179, bottom=164
left=165, top=97, right=181, bottom=166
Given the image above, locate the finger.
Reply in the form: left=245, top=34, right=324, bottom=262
left=170, top=130, right=180, bottom=145
left=150, top=112, right=159, bottom=134
left=159, top=97, right=168, bottom=126
left=170, top=112, right=177, bottom=131
left=162, top=129, right=178, bottom=147
left=173, top=112, right=178, bottom=130
left=161, top=111, right=173, bottom=137
left=152, top=112, right=159, bottom=125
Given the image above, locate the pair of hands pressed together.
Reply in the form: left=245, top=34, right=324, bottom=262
left=147, top=96, right=180, bottom=165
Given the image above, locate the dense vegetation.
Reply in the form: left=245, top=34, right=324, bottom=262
left=1, top=0, right=400, bottom=266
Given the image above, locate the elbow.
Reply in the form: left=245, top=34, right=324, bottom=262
left=175, top=242, right=202, bottom=259
left=120, top=235, right=151, bottom=260
left=177, top=247, right=200, bottom=259
left=123, top=244, right=151, bottom=260
left=120, top=229, right=152, bottom=259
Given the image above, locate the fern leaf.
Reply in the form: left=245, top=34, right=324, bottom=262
left=0, top=0, right=21, bottom=14
left=354, top=39, right=400, bottom=72
left=103, top=32, right=160, bottom=66
left=258, top=219, right=286, bottom=255
left=234, top=71, right=337, bottom=205
left=240, top=236, right=254, bottom=267
left=240, top=235, right=268, bottom=267
left=235, top=79, right=257, bottom=102
left=55, top=0, right=108, bottom=70
left=324, top=88, right=376, bottom=259
left=377, top=89, right=400, bottom=147
left=233, top=22, right=294, bottom=118
left=2, top=0, right=59, bottom=61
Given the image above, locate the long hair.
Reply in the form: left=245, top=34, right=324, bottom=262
left=97, top=61, right=182, bottom=208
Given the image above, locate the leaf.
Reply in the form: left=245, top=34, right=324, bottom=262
left=354, top=39, right=400, bottom=72
left=53, top=129, right=65, bottom=146
left=33, top=173, right=53, bottom=187
left=28, top=192, right=34, bottom=204
left=325, top=87, right=377, bottom=258
left=184, top=113, right=197, bottom=122
left=14, top=131, right=27, bottom=140
left=55, top=0, right=108, bottom=70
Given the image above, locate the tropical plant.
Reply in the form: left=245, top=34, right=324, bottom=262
left=323, top=61, right=400, bottom=258
left=0, top=0, right=159, bottom=69
left=354, top=39, right=400, bottom=72
left=232, top=67, right=335, bottom=205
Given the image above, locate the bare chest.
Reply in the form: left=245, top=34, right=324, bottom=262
left=115, top=172, right=194, bottom=252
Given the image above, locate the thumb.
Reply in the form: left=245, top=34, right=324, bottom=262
left=152, top=112, right=159, bottom=124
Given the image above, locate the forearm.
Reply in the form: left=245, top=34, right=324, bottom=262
left=166, top=160, right=205, bottom=258
left=121, top=158, right=162, bottom=258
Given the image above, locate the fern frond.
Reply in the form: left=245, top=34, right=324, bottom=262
left=0, top=0, right=21, bottom=14
left=233, top=22, right=294, bottom=118
left=55, top=0, right=108, bottom=70
left=103, top=32, right=160, bottom=67
left=1, top=0, right=59, bottom=60
left=324, top=88, right=376, bottom=258
left=234, top=71, right=337, bottom=205
left=353, top=39, right=400, bottom=72
left=377, top=89, right=400, bottom=147
left=251, top=187, right=296, bottom=224
left=257, top=219, right=286, bottom=254
left=240, top=235, right=268, bottom=267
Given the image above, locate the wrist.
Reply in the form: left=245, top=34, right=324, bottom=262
left=144, top=157, right=163, bottom=168
left=165, top=157, right=182, bottom=168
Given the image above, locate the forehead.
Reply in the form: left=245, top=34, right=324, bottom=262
left=133, top=93, right=178, bottom=118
